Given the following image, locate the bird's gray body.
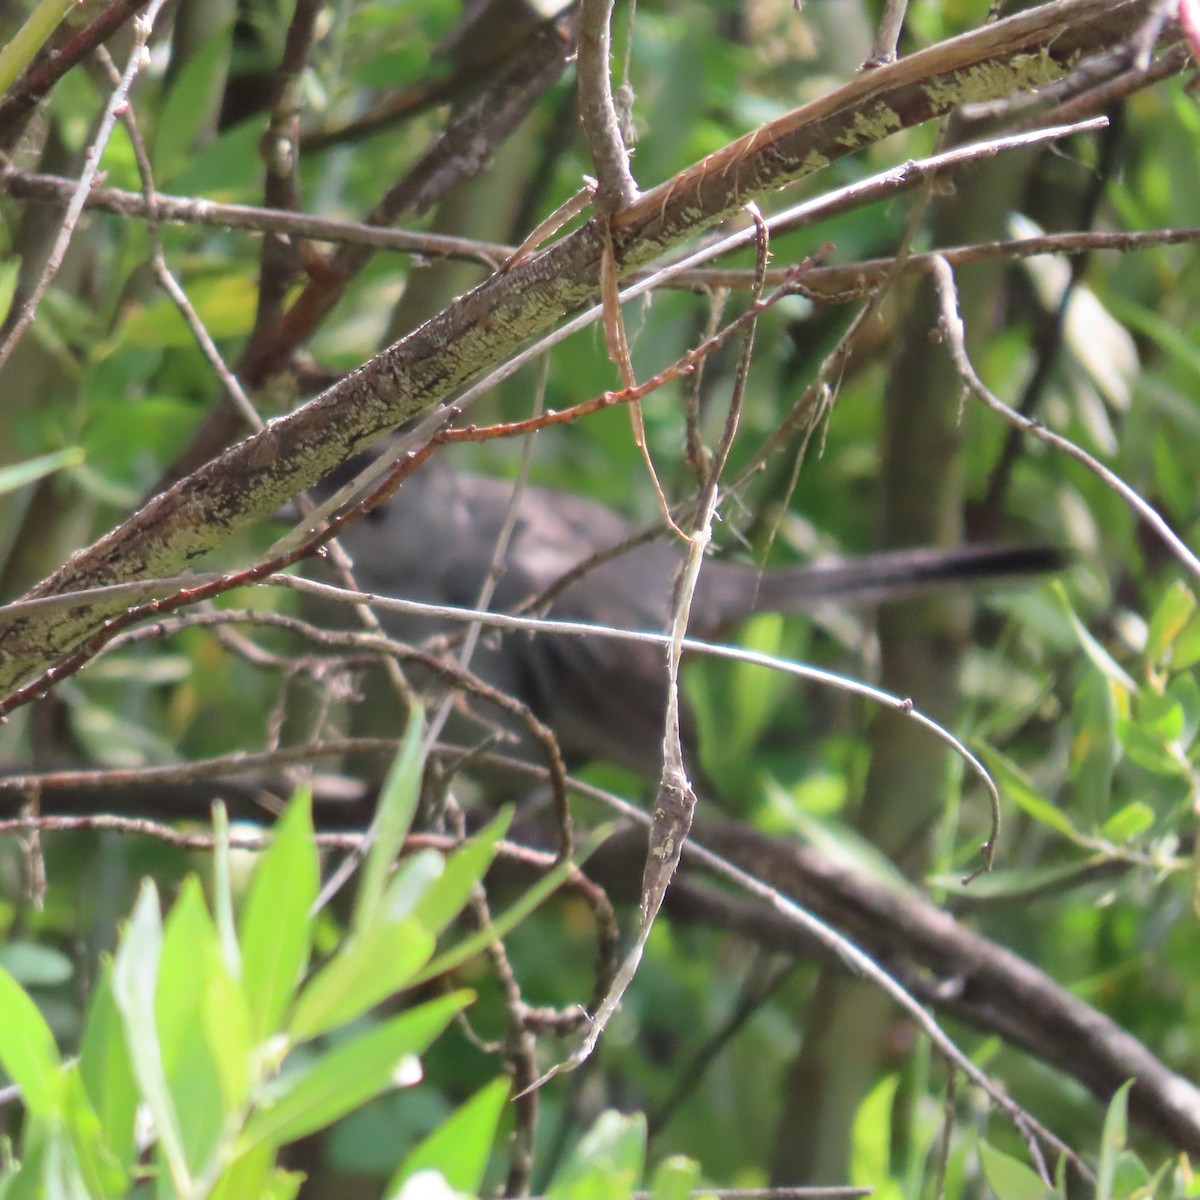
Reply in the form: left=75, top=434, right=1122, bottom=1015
left=327, top=458, right=1060, bottom=777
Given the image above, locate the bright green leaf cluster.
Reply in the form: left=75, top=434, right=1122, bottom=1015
left=0, top=718, right=566, bottom=1199
left=972, top=580, right=1200, bottom=896
left=979, top=1082, right=1180, bottom=1200
left=0, top=717, right=633, bottom=1199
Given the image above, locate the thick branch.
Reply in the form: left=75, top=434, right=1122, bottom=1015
left=0, top=0, right=1172, bottom=694
left=576, top=817, right=1200, bottom=1154
left=672, top=819, right=1200, bottom=1156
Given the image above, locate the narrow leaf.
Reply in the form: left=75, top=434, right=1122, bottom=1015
left=354, top=705, right=426, bottom=935
left=0, top=448, right=84, bottom=498
left=1053, top=582, right=1137, bottom=692
left=78, top=959, right=137, bottom=1176
left=410, top=824, right=612, bottom=986
left=1097, top=1081, right=1132, bottom=1200
left=0, top=966, right=61, bottom=1118
left=413, top=809, right=513, bottom=935
left=976, top=745, right=1081, bottom=841
left=60, top=1064, right=128, bottom=1200
left=240, top=790, right=318, bottom=1048
left=240, top=990, right=472, bottom=1153
left=212, top=801, right=241, bottom=982
left=112, top=881, right=191, bottom=1195
left=288, top=918, right=435, bottom=1044
left=387, top=1077, right=510, bottom=1197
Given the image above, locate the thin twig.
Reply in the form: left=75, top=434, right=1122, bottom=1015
left=278, top=575, right=1001, bottom=837
left=929, top=255, right=1200, bottom=587
left=578, top=0, right=639, bottom=210
left=0, top=0, right=169, bottom=373
left=0, top=170, right=512, bottom=264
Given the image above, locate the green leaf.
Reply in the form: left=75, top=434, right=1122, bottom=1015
left=212, top=801, right=242, bottom=982
left=1101, top=802, right=1155, bottom=843
left=0, top=258, right=15, bottom=323
left=545, top=1110, right=647, bottom=1200
left=119, top=274, right=259, bottom=348
left=240, top=990, right=472, bottom=1153
left=850, top=1073, right=897, bottom=1188
left=1053, top=582, right=1137, bottom=693
left=0, top=943, right=72, bottom=988
left=976, top=745, right=1081, bottom=841
left=1110, top=1150, right=1152, bottom=1200
left=1117, top=719, right=1187, bottom=777
left=287, top=916, right=435, bottom=1044
left=413, top=808, right=513, bottom=935
left=0, top=966, right=61, bottom=1118
left=926, top=858, right=1106, bottom=901
left=112, top=880, right=191, bottom=1195
left=10, top=1122, right=92, bottom=1200
left=646, top=1155, right=701, bottom=1200
left=354, top=704, right=427, bottom=936
left=0, top=0, right=77, bottom=97
left=78, top=960, right=138, bottom=1177
left=1070, top=674, right=1119, bottom=825
left=1168, top=671, right=1200, bottom=750
left=240, top=790, right=319, bottom=1050
left=1146, top=580, right=1197, bottom=666
left=377, top=849, right=446, bottom=924
left=1097, top=1081, right=1132, bottom=1200
left=765, top=780, right=910, bottom=889
left=0, top=448, right=84, bottom=498
left=387, top=1077, right=510, bottom=1197
left=410, top=824, right=613, bottom=987
left=1136, top=689, right=1184, bottom=740
left=59, top=1065, right=128, bottom=1200
left=155, top=879, right=251, bottom=1180
left=156, top=876, right=219, bottom=1073
left=978, top=1141, right=1055, bottom=1200
left=210, top=1143, right=277, bottom=1200
left=1170, top=609, right=1200, bottom=671
left=154, top=23, right=235, bottom=183
left=730, top=612, right=790, bottom=754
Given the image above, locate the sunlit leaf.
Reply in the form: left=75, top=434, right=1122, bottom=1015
left=0, top=967, right=61, bottom=1118
left=354, top=704, right=427, bottom=936
left=545, top=1110, right=646, bottom=1200
left=1146, top=581, right=1197, bottom=666
left=240, top=790, right=319, bottom=1049
left=78, top=960, right=137, bottom=1177
left=240, top=990, right=472, bottom=1153
left=387, top=1077, right=510, bottom=1198
left=978, top=1141, right=1055, bottom=1200
left=287, top=916, right=435, bottom=1044
left=413, top=808, right=513, bottom=935
left=1097, top=1081, right=1132, bottom=1200
left=112, top=881, right=190, bottom=1194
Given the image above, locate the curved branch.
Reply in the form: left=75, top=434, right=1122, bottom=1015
left=0, top=0, right=1174, bottom=695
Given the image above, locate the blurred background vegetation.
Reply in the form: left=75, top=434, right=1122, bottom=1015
left=0, top=0, right=1199, bottom=1195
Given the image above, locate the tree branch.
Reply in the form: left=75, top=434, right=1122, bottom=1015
left=0, top=0, right=1174, bottom=695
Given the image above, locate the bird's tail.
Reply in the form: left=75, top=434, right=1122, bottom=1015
left=700, top=543, right=1066, bottom=626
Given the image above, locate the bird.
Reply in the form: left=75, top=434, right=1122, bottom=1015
left=314, top=455, right=1063, bottom=781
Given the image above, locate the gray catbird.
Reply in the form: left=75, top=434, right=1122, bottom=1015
left=318, top=457, right=1062, bottom=779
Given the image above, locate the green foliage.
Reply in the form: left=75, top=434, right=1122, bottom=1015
left=6, top=0, right=1200, bottom=1193
left=0, top=780, right=499, bottom=1198
left=0, top=741, right=655, bottom=1199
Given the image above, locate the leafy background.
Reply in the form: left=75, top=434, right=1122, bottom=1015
left=0, top=0, right=1199, bottom=1196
